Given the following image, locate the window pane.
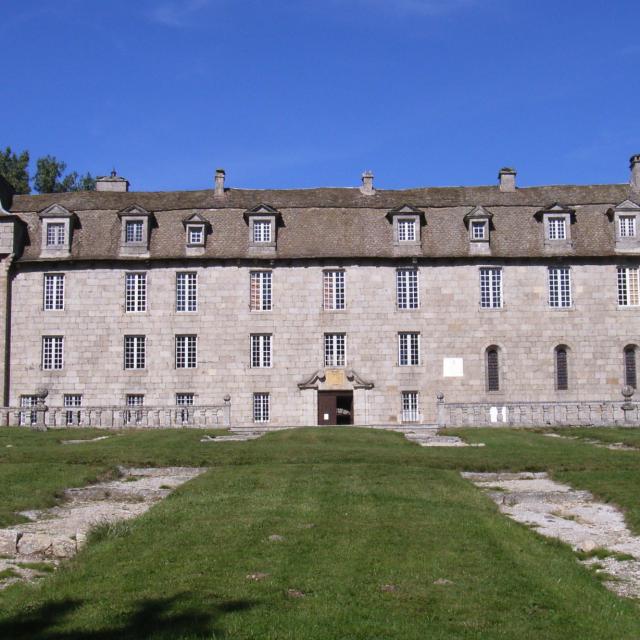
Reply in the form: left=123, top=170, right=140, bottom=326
left=555, top=348, right=568, bottom=390
left=486, top=348, right=499, bottom=391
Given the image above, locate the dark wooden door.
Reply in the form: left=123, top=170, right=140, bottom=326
left=318, top=392, right=336, bottom=425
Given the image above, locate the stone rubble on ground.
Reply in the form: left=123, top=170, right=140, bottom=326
left=463, top=471, right=640, bottom=599
left=542, top=433, right=638, bottom=451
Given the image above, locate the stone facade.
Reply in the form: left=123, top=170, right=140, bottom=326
left=1, top=160, right=639, bottom=428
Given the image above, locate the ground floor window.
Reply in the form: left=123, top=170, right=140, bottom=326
left=624, top=345, right=637, bottom=389
left=64, top=394, right=82, bottom=425
left=401, top=391, right=419, bottom=423
left=176, top=393, right=194, bottom=424
left=19, top=395, right=38, bottom=426
left=125, top=394, right=144, bottom=425
left=253, top=393, right=270, bottom=423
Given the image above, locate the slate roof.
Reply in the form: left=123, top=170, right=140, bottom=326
left=7, top=183, right=639, bottom=261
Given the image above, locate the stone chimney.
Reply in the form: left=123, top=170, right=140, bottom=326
left=498, top=167, right=516, bottom=192
left=630, top=155, right=640, bottom=191
left=96, top=170, right=129, bottom=192
left=360, top=171, right=375, bottom=195
left=214, top=169, right=226, bottom=196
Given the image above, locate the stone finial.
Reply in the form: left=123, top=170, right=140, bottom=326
left=498, top=167, right=516, bottom=192
left=214, top=169, right=226, bottom=196
left=360, top=171, right=375, bottom=196
left=96, top=172, right=129, bottom=192
left=630, top=155, right=640, bottom=191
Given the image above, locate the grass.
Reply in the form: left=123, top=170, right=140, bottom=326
left=0, top=568, right=19, bottom=580
left=0, top=426, right=638, bottom=638
left=15, top=562, right=55, bottom=573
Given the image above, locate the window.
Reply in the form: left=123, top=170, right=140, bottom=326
left=43, top=274, right=65, bottom=310
left=250, top=271, right=272, bottom=311
left=397, top=218, right=417, bottom=242
left=402, top=391, right=419, bottom=423
left=253, top=392, right=270, bottom=423
left=46, top=223, right=65, bottom=246
left=398, top=332, right=420, bottom=366
left=188, top=225, right=205, bottom=245
left=125, top=394, right=144, bottom=426
left=555, top=346, right=568, bottom=391
left=251, top=334, right=272, bottom=368
left=42, top=336, right=63, bottom=370
left=619, top=216, right=637, bottom=238
left=480, top=268, right=502, bottom=309
left=471, top=221, right=487, bottom=240
left=64, top=394, right=82, bottom=426
left=323, top=271, right=345, bottom=310
left=617, top=267, right=640, bottom=306
left=548, top=267, right=572, bottom=308
left=176, top=272, right=197, bottom=312
left=176, top=335, right=197, bottom=369
left=125, top=220, right=144, bottom=243
left=176, top=393, right=194, bottom=425
left=624, top=346, right=637, bottom=388
left=324, top=333, right=346, bottom=367
left=547, top=217, right=566, bottom=240
left=253, top=220, right=272, bottom=243
left=125, top=273, right=147, bottom=312
left=19, top=396, right=38, bottom=426
left=486, top=347, right=500, bottom=391
left=124, top=335, right=146, bottom=369
left=396, top=269, right=419, bottom=309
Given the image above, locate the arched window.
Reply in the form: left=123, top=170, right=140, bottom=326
left=624, top=345, right=637, bottom=388
left=486, top=347, right=500, bottom=392
left=555, top=346, right=568, bottom=391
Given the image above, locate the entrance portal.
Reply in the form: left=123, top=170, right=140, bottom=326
left=318, top=391, right=353, bottom=426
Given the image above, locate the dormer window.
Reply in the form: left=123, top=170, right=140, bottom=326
left=244, top=204, right=282, bottom=253
left=38, top=204, right=76, bottom=257
left=471, top=220, right=487, bottom=240
left=125, top=220, right=144, bottom=244
left=46, top=222, right=66, bottom=246
left=463, top=206, right=493, bottom=254
left=606, top=200, right=640, bottom=253
left=547, top=217, right=566, bottom=240
left=535, top=203, right=575, bottom=250
left=386, top=205, right=425, bottom=252
left=188, top=225, right=204, bottom=245
left=253, top=219, right=272, bottom=243
left=182, top=213, right=210, bottom=251
left=118, top=204, right=154, bottom=256
left=619, top=215, right=637, bottom=238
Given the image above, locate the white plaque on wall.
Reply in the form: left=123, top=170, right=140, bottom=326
left=443, top=358, right=464, bottom=377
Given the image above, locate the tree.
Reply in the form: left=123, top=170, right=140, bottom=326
left=33, top=156, right=96, bottom=194
left=0, top=147, right=30, bottom=194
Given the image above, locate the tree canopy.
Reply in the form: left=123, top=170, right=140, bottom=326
left=0, top=148, right=30, bottom=194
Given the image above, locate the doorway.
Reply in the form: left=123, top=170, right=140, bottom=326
left=318, top=391, right=353, bottom=425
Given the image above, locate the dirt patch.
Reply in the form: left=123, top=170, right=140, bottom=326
left=0, top=466, right=206, bottom=590
left=463, top=471, right=640, bottom=599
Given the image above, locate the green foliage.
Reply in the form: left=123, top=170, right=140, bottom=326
left=0, top=147, right=30, bottom=194
left=33, top=155, right=95, bottom=194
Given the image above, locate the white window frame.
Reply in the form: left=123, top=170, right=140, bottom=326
left=187, top=224, right=205, bottom=246
left=479, top=267, right=503, bottom=309
left=176, top=393, right=195, bottom=425
left=43, top=273, right=65, bottom=311
left=176, top=272, right=198, bottom=312
left=253, top=392, right=270, bottom=423
left=250, top=271, right=272, bottom=311
left=471, top=220, right=487, bottom=241
left=324, top=333, right=346, bottom=367
left=125, top=219, right=144, bottom=244
left=251, top=334, right=272, bottom=368
left=64, top=394, right=82, bottom=426
left=42, top=336, right=64, bottom=370
left=175, top=335, right=197, bottom=369
left=619, top=215, right=637, bottom=239
left=401, top=391, right=419, bottom=423
left=398, top=332, right=420, bottom=366
left=547, top=217, right=567, bottom=241
left=46, top=222, right=66, bottom=247
left=397, top=218, right=417, bottom=242
left=396, top=268, right=419, bottom=309
left=19, top=395, right=38, bottom=426
left=323, top=270, right=345, bottom=310
left=617, top=267, right=640, bottom=306
left=548, top=267, right=572, bottom=308
left=125, top=272, right=147, bottom=313
left=124, top=335, right=146, bottom=370
left=125, top=394, right=144, bottom=426
left=252, top=219, right=272, bottom=243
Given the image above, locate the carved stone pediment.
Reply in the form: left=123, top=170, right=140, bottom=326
left=297, top=369, right=373, bottom=390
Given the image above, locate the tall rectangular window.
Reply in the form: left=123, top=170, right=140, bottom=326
left=125, top=273, right=147, bottom=312
left=125, top=220, right=144, bottom=243
left=251, top=334, right=272, bottom=368
left=253, top=220, right=272, bottom=243
left=176, top=335, right=197, bottom=368
left=619, top=216, right=637, bottom=238
left=324, top=333, right=346, bottom=367
left=125, top=394, right=144, bottom=425
left=397, top=219, right=416, bottom=242
left=401, top=391, right=419, bottom=423
left=176, top=393, right=194, bottom=424
left=480, top=268, right=502, bottom=309
left=398, top=332, right=420, bottom=366
left=46, top=223, right=65, bottom=246
left=547, top=217, right=566, bottom=240
left=42, top=336, right=64, bottom=370
left=124, top=335, right=146, bottom=369
left=396, top=269, right=419, bottom=309
left=617, top=267, right=640, bottom=306
left=43, top=274, right=65, bottom=310
left=19, top=396, right=38, bottom=426
left=548, top=267, right=572, bottom=308
left=176, top=272, right=197, bottom=312
left=250, top=271, right=272, bottom=311
left=64, top=394, right=82, bottom=426
left=323, top=270, right=345, bottom=310
left=253, top=392, right=270, bottom=423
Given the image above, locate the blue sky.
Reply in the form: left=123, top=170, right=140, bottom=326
left=3, top=0, right=640, bottom=191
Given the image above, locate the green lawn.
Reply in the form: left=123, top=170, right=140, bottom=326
left=0, top=426, right=639, bottom=639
